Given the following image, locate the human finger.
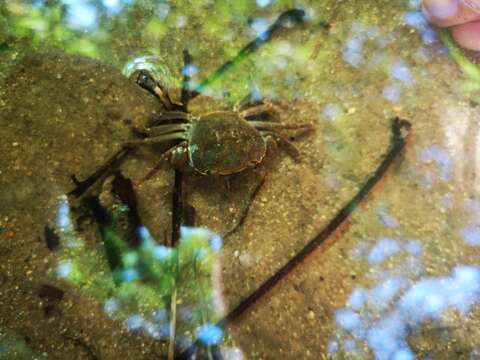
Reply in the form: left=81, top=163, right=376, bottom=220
left=452, top=20, right=480, bottom=49
left=423, top=0, right=480, bottom=27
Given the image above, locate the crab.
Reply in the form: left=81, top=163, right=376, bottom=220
left=126, top=70, right=313, bottom=176
left=69, top=8, right=310, bottom=198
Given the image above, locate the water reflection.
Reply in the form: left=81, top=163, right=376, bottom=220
left=460, top=226, right=480, bottom=246
left=256, top=0, right=271, bottom=8
left=403, top=10, right=439, bottom=45
left=122, top=54, right=178, bottom=90
left=377, top=204, right=399, bottom=228
left=61, top=0, right=133, bottom=28
left=250, top=17, right=270, bottom=38
left=419, top=145, right=452, bottom=182
left=63, top=0, right=97, bottom=29
left=103, top=0, right=130, bottom=15
left=390, top=60, right=414, bottom=86
left=343, top=23, right=380, bottom=67
left=382, top=85, right=401, bottom=102
left=52, top=195, right=228, bottom=353
left=332, top=237, right=480, bottom=359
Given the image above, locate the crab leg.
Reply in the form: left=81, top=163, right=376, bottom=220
left=261, top=131, right=301, bottom=160
left=148, top=111, right=191, bottom=127
left=250, top=121, right=313, bottom=131
left=138, top=142, right=186, bottom=183
left=124, top=132, right=187, bottom=147
left=240, top=103, right=280, bottom=120
left=135, top=70, right=174, bottom=110
left=144, top=123, right=190, bottom=137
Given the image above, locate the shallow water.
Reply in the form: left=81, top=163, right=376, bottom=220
left=1, top=0, right=480, bottom=359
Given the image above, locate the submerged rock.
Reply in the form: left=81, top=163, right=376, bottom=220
left=0, top=52, right=168, bottom=359
left=0, top=52, right=162, bottom=212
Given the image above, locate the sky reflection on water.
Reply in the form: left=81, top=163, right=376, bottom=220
left=332, top=236, right=480, bottom=359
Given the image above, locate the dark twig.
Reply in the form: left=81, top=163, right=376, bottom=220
left=170, top=49, right=197, bottom=247
left=181, top=49, right=194, bottom=109
left=222, top=175, right=266, bottom=239
left=169, top=40, right=191, bottom=347
left=177, top=118, right=411, bottom=359
left=190, top=8, right=306, bottom=99
left=171, top=170, right=183, bottom=247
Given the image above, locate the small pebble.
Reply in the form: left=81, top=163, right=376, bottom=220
left=239, top=252, right=254, bottom=267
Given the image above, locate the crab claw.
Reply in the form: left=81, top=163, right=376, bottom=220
left=135, top=69, right=157, bottom=92
left=134, top=69, right=174, bottom=110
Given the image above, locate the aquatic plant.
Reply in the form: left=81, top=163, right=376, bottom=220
left=54, top=195, right=225, bottom=357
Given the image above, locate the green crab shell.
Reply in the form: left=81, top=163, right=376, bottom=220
left=187, top=111, right=266, bottom=175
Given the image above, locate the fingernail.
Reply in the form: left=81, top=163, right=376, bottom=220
left=424, top=0, right=458, bottom=19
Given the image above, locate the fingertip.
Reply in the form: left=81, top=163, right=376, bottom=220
left=452, top=20, right=480, bottom=50
left=423, top=0, right=480, bottom=26
left=423, top=0, right=459, bottom=21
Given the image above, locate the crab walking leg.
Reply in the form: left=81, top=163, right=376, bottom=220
left=261, top=131, right=301, bottom=160
left=135, top=70, right=174, bottom=110
left=139, top=142, right=187, bottom=183
left=152, top=85, right=172, bottom=110
left=240, top=102, right=280, bottom=119
left=124, top=132, right=187, bottom=147
left=250, top=120, right=314, bottom=131
left=148, top=111, right=192, bottom=127
left=143, top=123, right=190, bottom=137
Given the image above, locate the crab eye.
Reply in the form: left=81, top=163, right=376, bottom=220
left=135, top=70, right=156, bottom=90
left=138, top=73, right=148, bottom=83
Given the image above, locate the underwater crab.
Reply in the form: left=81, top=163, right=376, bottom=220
left=127, top=70, right=313, bottom=176
left=69, top=8, right=311, bottom=197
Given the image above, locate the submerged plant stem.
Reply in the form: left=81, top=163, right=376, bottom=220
left=439, top=28, right=480, bottom=84
left=168, top=285, right=177, bottom=360
left=191, top=8, right=305, bottom=98
left=171, top=170, right=184, bottom=246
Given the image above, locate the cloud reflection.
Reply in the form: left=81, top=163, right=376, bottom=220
left=330, top=236, right=480, bottom=359
left=62, top=0, right=97, bottom=29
